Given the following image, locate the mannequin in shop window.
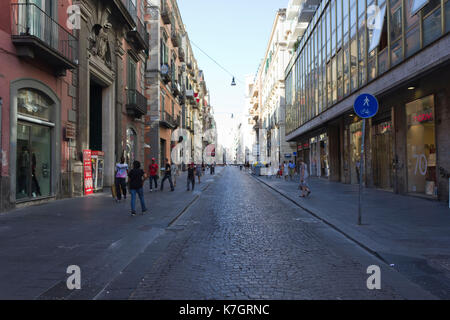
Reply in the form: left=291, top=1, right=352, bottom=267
left=31, top=152, right=41, bottom=197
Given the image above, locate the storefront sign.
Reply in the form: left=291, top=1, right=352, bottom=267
left=83, top=150, right=93, bottom=195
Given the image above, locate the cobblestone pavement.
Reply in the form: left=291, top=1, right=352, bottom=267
left=129, top=167, right=435, bottom=300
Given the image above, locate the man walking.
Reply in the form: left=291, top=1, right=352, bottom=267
left=115, top=156, right=128, bottom=202
left=128, top=160, right=147, bottom=216
left=187, top=162, right=195, bottom=191
left=288, top=160, right=296, bottom=181
left=160, top=158, right=174, bottom=192
left=148, top=158, right=159, bottom=192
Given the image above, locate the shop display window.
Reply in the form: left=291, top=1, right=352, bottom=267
left=406, top=95, right=437, bottom=197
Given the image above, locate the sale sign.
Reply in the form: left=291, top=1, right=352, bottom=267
left=83, top=150, right=93, bottom=195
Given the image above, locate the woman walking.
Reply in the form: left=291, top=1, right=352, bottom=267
left=128, top=160, right=148, bottom=216
left=196, top=164, right=202, bottom=184
left=299, top=160, right=311, bottom=198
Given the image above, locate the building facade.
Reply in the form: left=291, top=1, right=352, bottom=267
left=285, top=0, right=450, bottom=202
left=0, top=0, right=150, bottom=212
left=0, top=0, right=78, bottom=211
left=260, top=9, right=297, bottom=171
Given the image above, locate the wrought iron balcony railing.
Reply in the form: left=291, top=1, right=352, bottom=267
left=11, top=3, right=78, bottom=70
left=128, top=17, right=149, bottom=51
left=161, top=0, right=172, bottom=24
left=126, top=89, right=147, bottom=118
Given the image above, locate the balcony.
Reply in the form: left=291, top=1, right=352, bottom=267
left=298, top=0, right=320, bottom=23
left=11, top=3, right=78, bottom=74
left=160, top=111, right=177, bottom=129
left=172, top=81, right=181, bottom=97
left=161, top=0, right=172, bottom=25
left=127, top=18, right=149, bottom=51
left=111, top=0, right=137, bottom=29
left=186, top=89, right=195, bottom=103
left=171, top=30, right=180, bottom=47
left=126, top=89, right=147, bottom=118
left=178, top=47, right=185, bottom=62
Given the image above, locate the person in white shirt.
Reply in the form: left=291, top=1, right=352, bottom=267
left=115, top=156, right=129, bottom=201
left=171, top=163, right=178, bottom=187
left=283, top=161, right=289, bottom=181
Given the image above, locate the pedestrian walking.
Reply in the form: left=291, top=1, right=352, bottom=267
left=160, top=158, right=174, bottom=192
left=299, top=159, right=311, bottom=198
left=128, top=160, right=147, bottom=216
left=288, top=160, right=296, bottom=181
left=171, top=162, right=179, bottom=187
left=148, top=158, right=159, bottom=192
left=187, top=162, right=195, bottom=191
left=283, top=161, right=289, bottom=181
left=115, top=156, right=128, bottom=202
left=196, top=164, right=202, bottom=183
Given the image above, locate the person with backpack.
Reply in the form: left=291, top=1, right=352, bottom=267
left=128, top=160, right=147, bottom=216
left=115, top=156, right=128, bottom=202
left=187, top=162, right=195, bottom=191
left=160, top=158, right=174, bottom=192
left=148, top=158, right=159, bottom=192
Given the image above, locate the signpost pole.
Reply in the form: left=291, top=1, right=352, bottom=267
left=358, top=119, right=366, bottom=225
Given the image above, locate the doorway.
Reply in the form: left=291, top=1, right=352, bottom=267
left=373, top=120, right=393, bottom=190
left=89, top=81, right=103, bottom=151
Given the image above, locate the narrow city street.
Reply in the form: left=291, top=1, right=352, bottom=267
left=0, top=167, right=436, bottom=300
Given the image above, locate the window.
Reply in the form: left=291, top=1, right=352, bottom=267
left=161, top=93, right=165, bottom=116
left=343, top=44, right=350, bottom=96
left=368, top=4, right=387, bottom=53
left=446, top=0, right=450, bottom=32
left=422, top=0, right=442, bottom=46
left=390, top=0, right=403, bottom=41
left=128, top=57, right=137, bottom=90
left=411, top=0, right=430, bottom=15
left=17, top=88, right=53, bottom=121
left=332, top=56, right=337, bottom=103
left=337, top=50, right=343, bottom=99
left=350, top=36, right=358, bottom=91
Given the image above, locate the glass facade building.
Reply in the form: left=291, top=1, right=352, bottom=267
left=286, top=0, right=449, bottom=134
left=285, top=0, right=450, bottom=201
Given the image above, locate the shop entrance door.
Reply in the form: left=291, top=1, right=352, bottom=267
left=16, top=122, right=51, bottom=200
left=373, top=121, right=393, bottom=190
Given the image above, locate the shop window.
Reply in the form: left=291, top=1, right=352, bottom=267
left=350, top=119, right=363, bottom=185
left=16, top=123, right=51, bottom=200
left=423, top=2, right=442, bottom=46
left=406, top=95, right=437, bottom=197
left=17, top=88, right=53, bottom=121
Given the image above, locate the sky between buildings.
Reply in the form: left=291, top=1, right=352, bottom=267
left=177, top=0, right=289, bottom=149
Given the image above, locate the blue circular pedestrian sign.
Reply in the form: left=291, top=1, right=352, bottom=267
left=354, top=94, right=379, bottom=118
